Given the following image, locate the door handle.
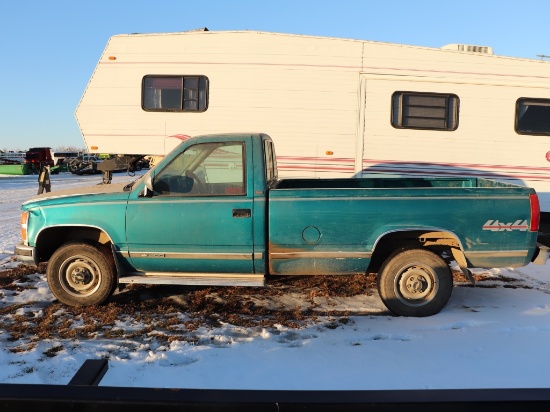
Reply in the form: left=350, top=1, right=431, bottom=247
left=233, top=208, right=251, bottom=218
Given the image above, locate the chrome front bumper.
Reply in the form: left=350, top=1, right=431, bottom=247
left=14, top=242, right=38, bottom=266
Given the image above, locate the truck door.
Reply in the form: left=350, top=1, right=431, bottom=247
left=125, top=139, right=255, bottom=274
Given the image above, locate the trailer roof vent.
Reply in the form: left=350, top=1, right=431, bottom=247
left=441, top=43, right=494, bottom=55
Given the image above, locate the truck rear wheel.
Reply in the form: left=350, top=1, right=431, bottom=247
left=46, top=242, right=116, bottom=306
left=377, top=248, right=453, bottom=317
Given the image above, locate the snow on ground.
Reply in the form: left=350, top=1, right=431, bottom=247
left=1, top=172, right=550, bottom=390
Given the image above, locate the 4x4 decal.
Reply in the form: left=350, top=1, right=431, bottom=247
left=482, top=220, right=529, bottom=231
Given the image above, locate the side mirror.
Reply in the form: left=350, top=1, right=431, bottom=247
left=141, top=175, right=154, bottom=197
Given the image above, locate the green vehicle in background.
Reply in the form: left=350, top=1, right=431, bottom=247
left=14, top=133, right=548, bottom=317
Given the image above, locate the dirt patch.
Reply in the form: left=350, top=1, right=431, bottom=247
left=0, top=263, right=47, bottom=289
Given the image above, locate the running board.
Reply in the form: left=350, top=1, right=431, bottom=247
left=119, top=272, right=265, bottom=287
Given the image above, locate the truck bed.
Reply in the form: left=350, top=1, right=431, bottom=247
left=267, top=176, right=538, bottom=275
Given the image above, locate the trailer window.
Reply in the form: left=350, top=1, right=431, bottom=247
left=142, top=75, right=208, bottom=112
left=392, top=92, right=459, bottom=131
left=516, top=98, right=550, bottom=135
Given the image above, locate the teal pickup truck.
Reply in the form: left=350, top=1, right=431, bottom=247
left=15, top=133, right=547, bottom=316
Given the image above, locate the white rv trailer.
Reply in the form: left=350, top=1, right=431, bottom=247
left=75, top=30, right=550, bottom=212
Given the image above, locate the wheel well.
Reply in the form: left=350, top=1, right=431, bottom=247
left=367, top=230, right=462, bottom=273
left=35, top=226, right=112, bottom=263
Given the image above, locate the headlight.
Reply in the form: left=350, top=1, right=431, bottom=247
left=20, top=211, right=29, bottom=244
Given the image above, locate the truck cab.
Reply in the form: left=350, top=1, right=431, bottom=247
left=125, top=133, right=273, bottom=277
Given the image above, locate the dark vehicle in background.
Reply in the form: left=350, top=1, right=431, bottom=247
left=68, top=155, right=102, bottom=175
left=50, top=151, right=81, bottom=174
left=67, top=153, right=149, bottom=177
left=25, top=147, right=54, bottom=170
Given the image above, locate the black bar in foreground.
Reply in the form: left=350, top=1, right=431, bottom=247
left=1, top=385, right=550, bottom=412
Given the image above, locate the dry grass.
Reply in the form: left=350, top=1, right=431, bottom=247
left=0, top=263, right=510, bottom=354
left=0, top=266, right=380, bottom=352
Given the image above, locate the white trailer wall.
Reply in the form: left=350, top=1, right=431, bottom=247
left=75, top=30, right=550, bottom=208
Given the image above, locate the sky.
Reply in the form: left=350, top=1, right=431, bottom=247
left=2, top=173, right=550, bottom=391
left=1, top=0, right=550, bottom=151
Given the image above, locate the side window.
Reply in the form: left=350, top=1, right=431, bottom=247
left=153, top=142, right=245, bottom=196
left=142, top=75, right=209, bottom=112
left=392, top=92, right=459, bottom=131
left=264, top=140, right=278, bottom=183
left=516, top=98, right=550, bottom=135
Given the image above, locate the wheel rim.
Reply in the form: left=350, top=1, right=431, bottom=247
left=57, top=255, right=102, bottom=297
left=394, top=263, right=438, bottom=306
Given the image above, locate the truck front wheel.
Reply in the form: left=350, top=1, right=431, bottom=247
left=46, top=242, right=116, bottom=306
left=377, top=248, right=453, bottom=317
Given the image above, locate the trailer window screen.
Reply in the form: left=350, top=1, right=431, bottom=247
left=392, top=92, right=459, bottom=131
left=516, top=98, right=550, bottom=135
left=142, top=75, right=208, bottom=112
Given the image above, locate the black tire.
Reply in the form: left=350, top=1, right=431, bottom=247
left=68, top=159, right=80, bottom=173
left=46, top=242, right=117, bottom=306
left=377, top=248, right=453, bottom=317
